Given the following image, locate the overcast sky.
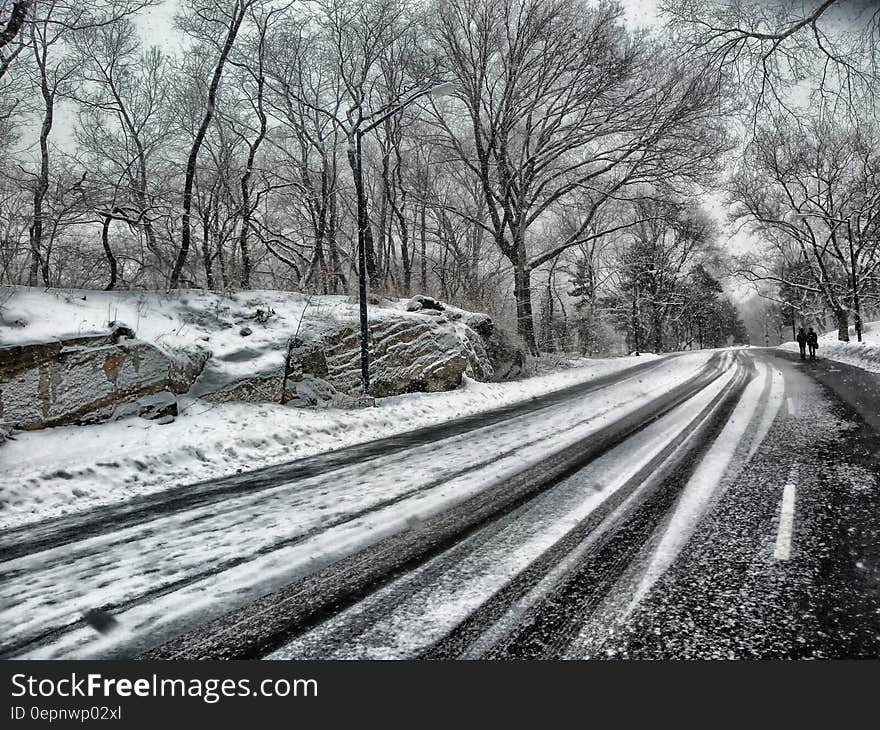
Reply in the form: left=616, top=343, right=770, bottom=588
left=134, top=1, right=662, bottom=45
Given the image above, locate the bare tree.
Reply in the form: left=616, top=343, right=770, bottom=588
left=10, top=1, right=157, bottom=285
left=315, top=0, right=437, bottom=284
left=429, top=0, right=727, bottom=352
left=0, top=1, right=31, bottom=82
left=72, top=20, right=176, bottom=287
left=169, top=0, right=261, bottom=288
left=662, top=0, right=880, bottom=127
left=730, top=112, right=880, bottom=340
left=265, top=13, right=349, bottom=292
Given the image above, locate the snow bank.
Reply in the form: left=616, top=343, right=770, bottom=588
left=779, top=320, right=880, bottom=373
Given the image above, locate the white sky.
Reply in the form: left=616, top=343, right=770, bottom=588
left=620, top=0, right=661, bottom=26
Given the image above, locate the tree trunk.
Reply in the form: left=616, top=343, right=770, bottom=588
left=201, top=209, right=214, bottom=290
left=652, top=309, right=664, bottom=353
left=29, top=30, right=52, bottom=287
left=377, top=152, right=389, bottom=282
left=419, top=202, right=427, bottom=292
left=237, top=20, right=271, bottom=290
left=513, top=258, right=537, bottom=355
left=101, top=216, right=118, bottom=290
left=327, top=191, right=345, bottom=293
left=0, top=1, right=30, bottom=82
left=835, top=309, right=849, bottom=341
left=169, top=5, right=247, bottom=289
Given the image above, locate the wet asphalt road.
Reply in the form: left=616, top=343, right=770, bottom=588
left=570, top=349, right=880, bottom=659
left=2, top=353, right=720, bottom=659
left=5, top=348, right=879, bottom=660
left=256, top=348, right=880, bottom=660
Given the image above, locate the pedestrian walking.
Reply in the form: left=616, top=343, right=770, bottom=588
left=796, top=327, right=807, bottom=360
left=807, top=327, right=819, bottom=360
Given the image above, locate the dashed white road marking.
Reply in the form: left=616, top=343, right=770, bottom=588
left=787, top=397, right=796, bottom=416
left=773, top=465, right=798, bottom=561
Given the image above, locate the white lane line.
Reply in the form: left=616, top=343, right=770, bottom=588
left=773, top=466, right=798, bottom=561
left=787, top=397, right=796, bottom=416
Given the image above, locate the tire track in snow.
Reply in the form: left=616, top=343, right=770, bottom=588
left=564, top=356, right=779, bottom=658
left=267, top=362, right=745, bottom=659
left=0, top=356, right=678, bottom=562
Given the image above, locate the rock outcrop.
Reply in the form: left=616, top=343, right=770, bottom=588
left=0, top=295, right=525, bottom=428
left=276, top=296, right=524, bottom=403
left=206, top=313, right=491, bottom=404
left=204, top=296, right=525, bottom=405
left=0, top=325, right=207, bottom=431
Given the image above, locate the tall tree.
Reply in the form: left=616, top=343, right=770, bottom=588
left=169, top=0, right=259, bottom=288
left=73, top=20, right=176, bottom=287
left=730, top=112, right=880, bottom=340
left=429, top=0, right=726, bottom=352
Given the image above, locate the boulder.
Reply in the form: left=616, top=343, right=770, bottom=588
left=278, top=314, right=494, bottom=400
left=285, top=338, right=328, bottom=380
left=107, top=322, right=136, bottom=341
left=458, top=325, right=495, bottom=381
left=464, top=312, right=494, bottom=337
left=405, top=299, right=524, bottom=381
left=0, top=329, right=207, bottom=431
left=193, top=299, right=524, bottom=408
left=206, top=372, right=285, bottom=404
left=168, top=348, right=211, bottom=394
left=284, top=374, right=338, bottom=408
left=368, top=320, right=468, bottom=396
left=482, top=325, right=526, bottom=381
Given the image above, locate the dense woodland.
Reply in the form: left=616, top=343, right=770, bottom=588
left=1, top=0, right=879, bottom=354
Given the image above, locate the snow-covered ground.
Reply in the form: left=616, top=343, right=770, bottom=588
left=5, top=351, right=719, bottom=659
left=0, top=347, right=657, bottom=531
left=779, top=320, right=880, bottom=373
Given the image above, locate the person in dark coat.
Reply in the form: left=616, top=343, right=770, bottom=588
left=796, top=327, right=807, bottom=359
left=807, top=327, right=819, bottom=360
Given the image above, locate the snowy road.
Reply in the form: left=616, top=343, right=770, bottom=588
left=2, top=348, right=879, bottom=659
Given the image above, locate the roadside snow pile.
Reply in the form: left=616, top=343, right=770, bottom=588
left=779, top=320, right=880, bottom=373
left=0, top=352, right=657, bottom=530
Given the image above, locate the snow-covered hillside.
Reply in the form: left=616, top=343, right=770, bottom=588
left=779, top=321, right=880, bottom=373
left=1, top=287, right=441, bottom=391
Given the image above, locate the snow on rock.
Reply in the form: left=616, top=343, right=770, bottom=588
left=0, top=287, right=525, bottom=422
left=0, top=325, right=203, bottom=431
left=404, top=295, right=444, bottom=312
left=779, top=320, right=880, bottom=373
